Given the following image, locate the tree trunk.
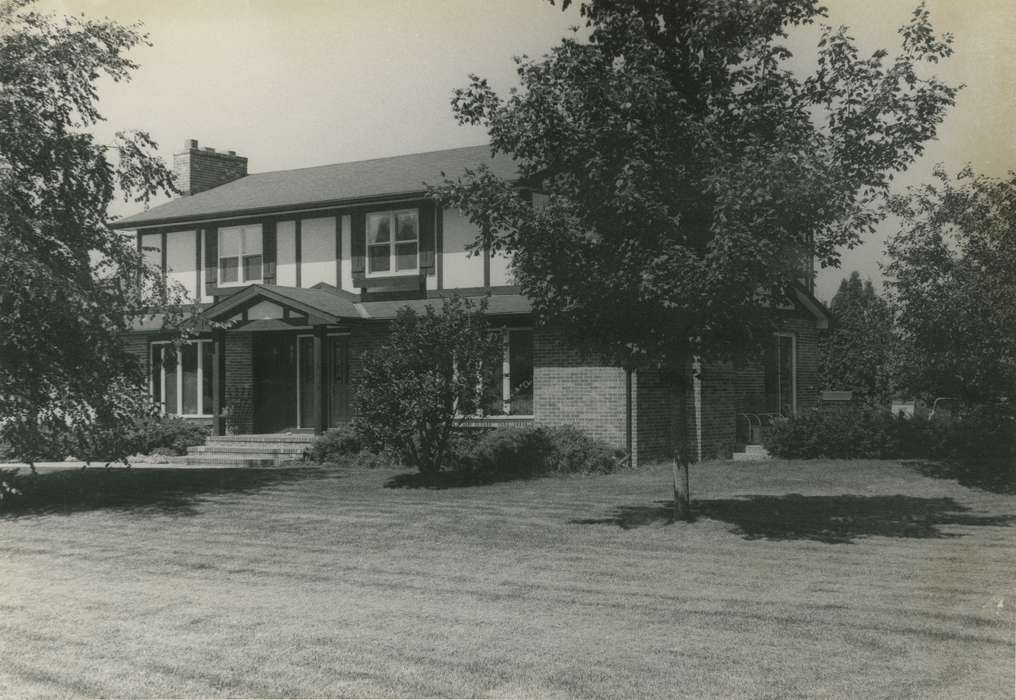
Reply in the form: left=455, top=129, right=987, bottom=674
left=672, top=449, right=691, bottom=521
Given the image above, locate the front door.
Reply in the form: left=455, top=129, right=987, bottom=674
left=296, top=334, right=352, bottom=428
left=253, top=334, right=298, bottom=432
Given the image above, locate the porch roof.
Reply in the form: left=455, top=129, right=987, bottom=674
left=193, top=284, right=532, bottom=327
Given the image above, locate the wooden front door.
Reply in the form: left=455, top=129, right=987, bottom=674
left=296, top=334, right=351, bottom=429
left=253, top=334, right=298, bottom=432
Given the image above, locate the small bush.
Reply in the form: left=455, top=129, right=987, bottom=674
left=133, top=416, right=209, bottom=456
left=306, top=425, right=364, bottom=464
left=450, top=425, right=625, bottom=481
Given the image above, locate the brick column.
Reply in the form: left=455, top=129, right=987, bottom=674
left=224, top=332, right=254, bottom=434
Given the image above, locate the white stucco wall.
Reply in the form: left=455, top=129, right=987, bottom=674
left=441, top=207, right=484, bottom=289
left=301, top=216, right=336, bottom=288
left=276, top=220, right=297, bottom=287
left=340, top=214, right=354, bottom=292
left=140, top=232, right=161, bottom=273
left=165, top=230, right=197, bottom=300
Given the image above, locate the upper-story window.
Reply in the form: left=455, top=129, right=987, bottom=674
left=367, top=209, right=418, bottom=276
left=219, top=225, right=263, bottom=285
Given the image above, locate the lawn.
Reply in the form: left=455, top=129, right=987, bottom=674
left=1, top=458, right=1013, bottom=698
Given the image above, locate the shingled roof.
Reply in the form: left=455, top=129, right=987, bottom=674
left=112, top=144, right=518, bottom=230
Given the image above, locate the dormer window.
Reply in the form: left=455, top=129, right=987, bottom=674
left=367, top=209, right=418, bottom=276
left=219, top=224, right=263, bottom=285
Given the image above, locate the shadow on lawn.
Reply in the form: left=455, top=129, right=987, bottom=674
left=570, top=494, right=1014, bottom=544
left=0, top=466, right=325, bottom=518
left=383, top=470, right=531, bottom=489
left=905, top=460, right=1016, bottom=495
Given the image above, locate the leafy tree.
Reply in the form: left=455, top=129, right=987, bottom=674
left=0, top=0, right=190, bottom=470
left=819, top=271, right=893, bottom=407
left=430, top=0, right=957, bottom=518
left=884, top=166, right=1016, bottom=404
left=353, top=295, right=502, bottom=475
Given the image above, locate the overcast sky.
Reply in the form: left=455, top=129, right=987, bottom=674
left=42, top=0, right=1016, bottom=301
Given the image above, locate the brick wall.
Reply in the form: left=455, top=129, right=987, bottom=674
left=783, top=316, right=821, bottom=412
left=734, top=313, right=822, bottom=420
left=347, top=322, right=390, bottom=389
left=698, top=361, right=738, bottom=460
left=122, top=333, right=150, bottom=374
left=532, top=327, right=627, bottom=449
left=224, top=332, right=254, bottom=433
left=633, top=368, right=686, bottom=465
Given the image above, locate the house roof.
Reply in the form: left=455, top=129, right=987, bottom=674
left=112, top=144, right=518, bottom=230
left=790, top=285, right=831, bottom=329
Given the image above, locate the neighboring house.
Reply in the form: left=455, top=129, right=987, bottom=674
left=112, top=140, right=829, bottom=464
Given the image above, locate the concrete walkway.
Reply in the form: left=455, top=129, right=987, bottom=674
left=0, top=460, right=304, bottom=472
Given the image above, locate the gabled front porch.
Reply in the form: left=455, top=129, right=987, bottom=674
left=200, top=284, right=361, bottom=436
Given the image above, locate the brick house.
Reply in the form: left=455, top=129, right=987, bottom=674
left=112, top=140, right=829, bottom=465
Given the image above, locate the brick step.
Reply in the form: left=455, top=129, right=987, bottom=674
left=190, top=443, right=309, bottom=455
left=732, top=444, right=772, bottom=462
left=207, top=433, right=317, bottom=445
left=180, top=454, right=289, bottom=467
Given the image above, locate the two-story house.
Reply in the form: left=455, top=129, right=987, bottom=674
left=112, top=140, right=829, bottom=466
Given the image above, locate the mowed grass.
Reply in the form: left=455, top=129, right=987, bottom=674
left=1, top=459, right=1014, bottom=699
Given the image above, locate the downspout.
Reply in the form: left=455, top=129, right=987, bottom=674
left=693, top=357, right=703, bottom=462
left=625, top=366, right=633, bottom=466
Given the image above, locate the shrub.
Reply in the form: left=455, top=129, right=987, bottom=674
left=450, top=425, right=625, bottom=481
left=940, top=405, right=1016, bottom=464
left=354, top=294, right=502, bottom=474
left=762, top=405, right=1015, bottom=463
left=305, top=425, right=363, bottom=464
left=132, top=415, right=209, bottom=456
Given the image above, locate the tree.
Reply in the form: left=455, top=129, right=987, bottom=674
left=0, top=0, right=189, bottom=470
left=430, top=0, right=957, bottom=518
left=819, top=271, right=893, bottom=407
left=884, top=166, right=1016, bottom=404
left=353, top=295, right=502, bottom=475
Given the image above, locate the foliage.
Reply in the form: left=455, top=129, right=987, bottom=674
left=819, top=272, right=894, bottom=407
left=0, top=469, right=21, bottom=505
left=450, top=425, right=626, bottom=481
left=884, top=167, right=1016, bottom=403
left=132, top=415, right=209, bottom=456
left=353, top=294, right=502, bottom=474
left=70, top=378, right=158, bottom=466
left=0, top=0, right=195, bottom=470
left=763, top=410, right=916, bottom=459
left=430, top=0, right=957, bottom=373
left=763, top=405, right=1015, bottom=463
left=305, top=425, right=363, bottom=463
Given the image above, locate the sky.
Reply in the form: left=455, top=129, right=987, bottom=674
left=40, top=0, right=1016, bottom=301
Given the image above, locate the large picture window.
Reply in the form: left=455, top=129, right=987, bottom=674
left=219, top=225, right=263, bottom=285
left=367, top=209, right=418, bottom=276
left=151, top=341, right=214, bottom=416
left=483, top=328, right=534, bottom=416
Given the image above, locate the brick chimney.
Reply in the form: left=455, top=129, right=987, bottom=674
left=173, top=139, right=248, bottom=196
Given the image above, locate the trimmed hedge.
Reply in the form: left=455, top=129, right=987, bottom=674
left=762, top=406, right=1016, bottom=463
left=450, top=425, right=627, bottom=480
